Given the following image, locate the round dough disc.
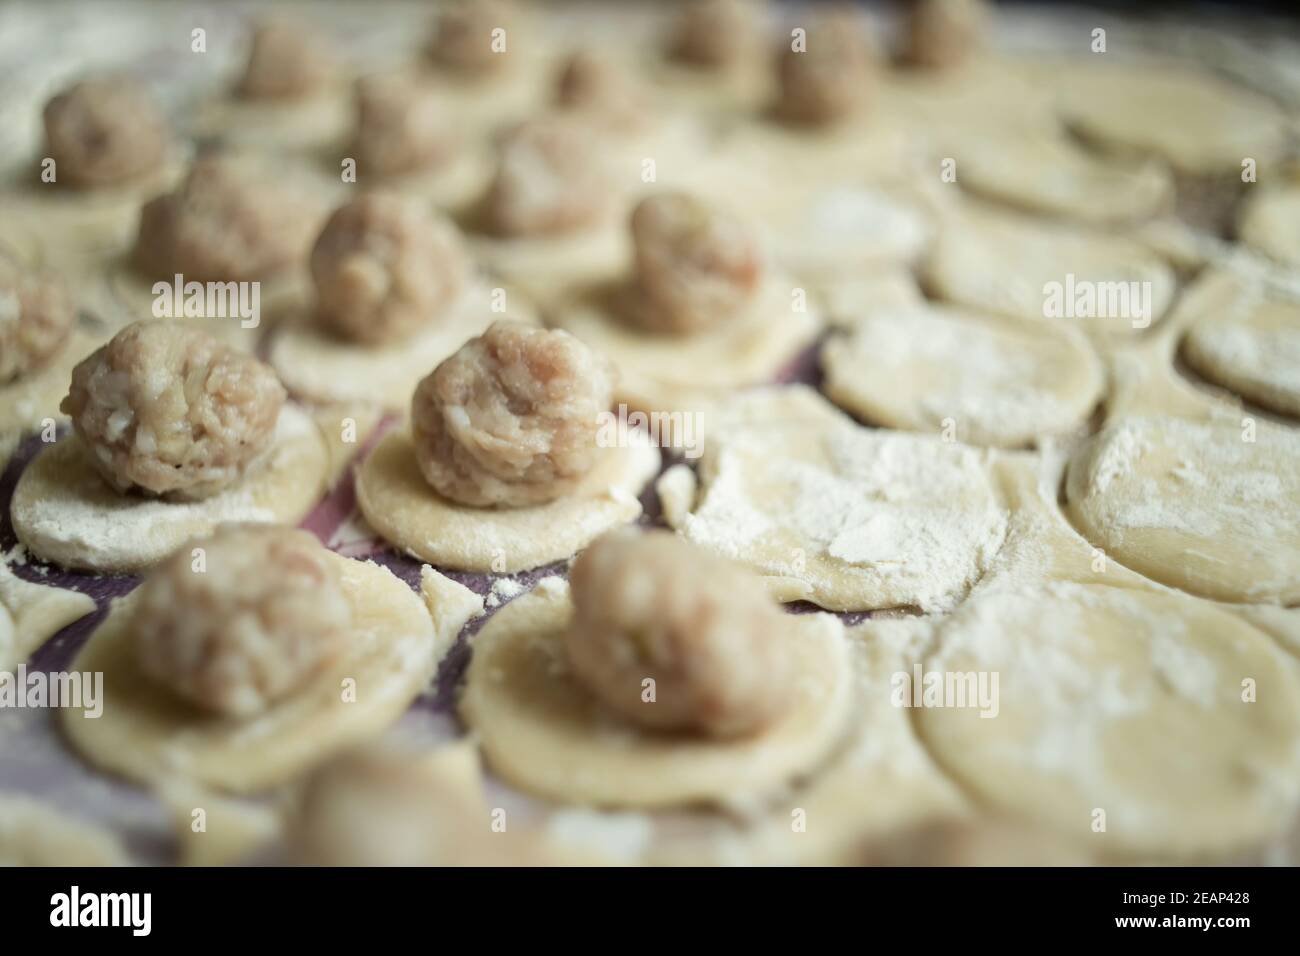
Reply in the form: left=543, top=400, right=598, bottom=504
left=679, top=414, right=1008, bottom=611
left=268, top=281, right=538, bottom=410
left=61, top=554, right=457, bottom=793
left=1065, top=415, right=1300, bottom=604
left=1237, top=184, right=1300, bottom=270
left=1057, top=62, right=1290, bottom=176
left=916, top=582, right=1300, bottom=859
left=11, top=404, right=330, bottom=573
left=549, top=274, right=823, bottom=414
left=1182, top=291, right=1300, bottom=418
left=821, top=304, right=1104, bottom=447
left=958, top=129, right=1173, bottom=225
left=923, top=208, right=1176, bottom=337
left=355, top=428, right=660, bottom=573
left=460, top=578, right=855, bottom=809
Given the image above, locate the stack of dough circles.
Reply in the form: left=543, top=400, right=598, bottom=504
left=821, top=304, right=1104, bottom=447
left=268, top=280, right=539, bottom=410
left=1236, top=183, right=1300, bottom=270
left=1055, top=61, right=1291, bottom=177
left=548, top=273, right=823, bottom=414
left=1065, top=415, right=1300, bottom=604
left=355, top=428, right=660, bottom=573
left=678, top=412, right=1009, bottom=612
left=61, top=559, right=473, bottom=793
left=955, top=128, right=1174, bottom=225
left=1181, top=284, right=1300, bottom=418
left=459, top=578, right=855, bottom=809
left=916, top=582, right=1300, bottom=859
left=11, top=405, right=330, bottom=574
left=922, top=207, right=1176, bottom=337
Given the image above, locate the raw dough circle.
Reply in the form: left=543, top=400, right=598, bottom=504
left=355, top=428, right=660, bottom=572
left=268, top=281, right=538, bottom=410
left=1182, top=292, right=1300, bottom=418
left=679, top=411, right=1008, bottom=611
left=62, top=553, right=449, bottom=793
left=11, top=405, right=330, bottom=573
left=821, top=304, right=1104, bottom=447
left=0, top=558, right=95, bottom=671
left=1057, top=62, right=1290, bottom=176
left=1236, top=184, right=1300, bottom=270
left=957, top=129, right=1174, bottom=225
left=549, top=275, right=823, bottom=414
left=1065, top=415, right=1300, bottom=604
left=923, top=209, right=1176, bottom=336
left=460, top=578, right=855, bottom=809
left=917, top=582, right=1300, bottom=858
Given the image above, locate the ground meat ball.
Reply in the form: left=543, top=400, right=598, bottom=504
left=350, top=73, right=458, bottom=178
left=904, top=0, right=988, bottom=70
left=775, top=10, right=874, bottom=125
left=484, top=118, right=611, bottom=237
left=669, top=0, right=764, bottom=69
left=42, top=76, right=167, bottom=189
left=238, top=18, right=335, bottom=100
left=555, top=50, right=648, bottom=131
left=426, top=0, right=517, bottom=76
left=132, top=525, right=349, bottom=717
left=61, top=320, right=286, bottom=500
left=410, top=321, right=615, bottom=508
left=565, top=530, right=789, bottom=738
left=133, top=154, right=318, bottom=282
left=629, top=193, right=763, bottom=335
left=311, top=193, right=468, bottom=345
left=0, top=262, right=74, bottom=384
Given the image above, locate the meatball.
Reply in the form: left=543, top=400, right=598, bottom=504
left=0, top=261, right=74, bottom=384
left=484, top=117, right=611, bottom=238
left=62, top=320, right=286, bottom=500
left=555, top=50, right=648, bottom=131
left=629, top=193, right=764, bottom=335
left=565, top=530, right=789, bottom=738
left=312, top=193, right=468, bottom=345
left=904, top=0, right=988, bottom=70
left=410, top=321, right=615, bottom=508
left=132, top=525, right=349, bottom=717
left=775, top=10, right=875, bottom=125
left=669, top=0, right=765, bottom=69
left=42, top=76, right=167, bottom=189
left=134, top=154, right=318, bottom=283
left=238, top=18, right=334, bottom=100
left=350, top=73, right=458, bottom=179
left=426, top=0, right=517, bottom=76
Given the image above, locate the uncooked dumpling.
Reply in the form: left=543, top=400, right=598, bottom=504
left=916, top=582, right=1300, bottom=859
left=821, top=303, right=1104, bottom=447
left=1065, top=415, right=1300, bottom=604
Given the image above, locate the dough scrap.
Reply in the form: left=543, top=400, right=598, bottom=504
left=679, top=406, right=1009, bottom=611
left=0, top=794, right=127, bottom=866
left=355, top=428, right=659, bottom=572
left=1065, top=415, right=1300, bottom=605
left=1237, top=183, right=1300, bottom=270
left=1056, top=61, right=1290, bottom=176
left=12, top=404, right=330, bottom=574
left=269, top=281, right=538, bottom=410
left=957, top=128, right=1174, bottom=224
left=61, top=555, right=462, bottom=793
left=922, top=206, right=1176, bottom=337
left=460, top=578, right=855, bottom=809
left=1182, top=283, right=1300, bottom=418
left=549, top=274, right=823, bottom=414
left=917, top=582, right=1300, bottom=859
left=821, top=304, right=1104, bottom=447
left=0, top=559, right=96, bottom=671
